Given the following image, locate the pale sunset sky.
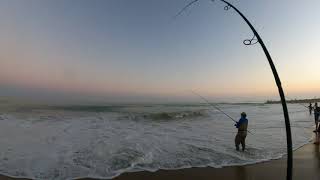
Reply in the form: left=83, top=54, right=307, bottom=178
left=0, top=0, right=319, bottom=103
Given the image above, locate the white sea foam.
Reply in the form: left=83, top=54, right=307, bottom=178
left=0, top=103, right=313, bottom=180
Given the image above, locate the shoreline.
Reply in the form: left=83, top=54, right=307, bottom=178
left=0, top=136, right=318, bottom=180
left=82, top=130, right=318, bottom=180
left=97, top=140, right=320, bottom=180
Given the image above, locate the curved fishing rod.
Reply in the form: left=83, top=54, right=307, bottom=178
left=217, top=2, right=293, bottom=179
left=191, top=91, right=253, bottom=135
left=176, top=1, right=293, bottom=179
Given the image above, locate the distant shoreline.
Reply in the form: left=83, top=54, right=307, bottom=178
left=265, top=98, right=320, bottom=104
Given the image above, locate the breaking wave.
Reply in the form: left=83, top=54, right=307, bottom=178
left=0, top=103, right=313, bottom=180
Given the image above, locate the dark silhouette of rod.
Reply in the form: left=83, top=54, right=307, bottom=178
left=177, top=1, right=293, bottom=179
left=191, top=90, right=253, bottom=134
left=219, top=1, right=293, bottom=179
left=217, top=1, right=293, bottom=179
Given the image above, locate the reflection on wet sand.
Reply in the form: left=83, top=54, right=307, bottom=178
left=314, top=132, right=320, bottom=168
left=235, top=166, right=247, bottom=180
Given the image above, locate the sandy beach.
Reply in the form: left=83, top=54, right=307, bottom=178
left=86, top=139, right=320, bottom=180
left=1, top=134, right=318, bottom=180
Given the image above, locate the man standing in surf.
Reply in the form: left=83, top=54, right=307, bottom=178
left=314, top=103, right=320, bottom=132
left=235, top=112, right=248, bottom=151
left=308, top=102, right=313, bottom=115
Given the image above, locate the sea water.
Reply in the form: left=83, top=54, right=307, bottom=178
left=0, top=102, right=313, bottom=179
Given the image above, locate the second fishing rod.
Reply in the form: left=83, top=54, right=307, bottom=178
left=191, top=91, right=253, bottom=135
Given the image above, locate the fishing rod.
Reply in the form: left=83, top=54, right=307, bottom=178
left=173, top=0, right=199, bottom=19
left=177, top=1, right=292, bottom=179
left=286, top=96, right=311, bottom=109
left=191, top=91, right=253, bottom=135
left=297, top=104, right=309, bottom=109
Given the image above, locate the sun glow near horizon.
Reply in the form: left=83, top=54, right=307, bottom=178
left=0, top=0, right=319, bottom=103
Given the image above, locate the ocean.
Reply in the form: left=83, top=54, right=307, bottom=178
left=0, top=102, right=313, bottom=180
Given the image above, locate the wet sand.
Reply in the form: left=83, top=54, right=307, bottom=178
left=86, top=135, right=320, bottom=180
left=1, top=136, right=319, bottom=180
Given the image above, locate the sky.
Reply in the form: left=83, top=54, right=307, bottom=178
left=0, top=0, right=319, bottom=103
